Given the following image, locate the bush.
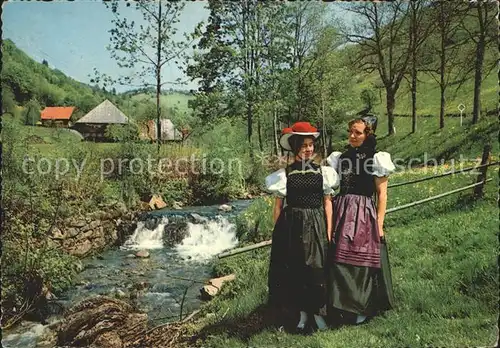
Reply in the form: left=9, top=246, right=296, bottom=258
left=235, top=197, right=274, bottom=243
left=189, top=147, right=245, bottom=205
left=105, top=123, right=139, bottom=142
left=1, top=236, right=78, bottom=327
left=160, top=178, right=191, bottom=205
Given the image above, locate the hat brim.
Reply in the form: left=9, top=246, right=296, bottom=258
left=279, top=132, right=320, bottom=151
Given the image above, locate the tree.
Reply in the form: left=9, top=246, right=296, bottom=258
left=24, top=99, right=41, bottom=126
left=460, top=0, right=496, bottom=124
left=301, top=24, right=356, bottom=157
left=422, top=1, right=467, bottom=129
left=407, top=0, right=434, bottom=133
left=282, top=3, right=328, bottom=124
left=344, top=1, right=412, bottom=136
left=187, top=1, right=280, bottom=156
left=42, top=59, right=49, bottom=67
left=93, top=0, right=200, bottom=152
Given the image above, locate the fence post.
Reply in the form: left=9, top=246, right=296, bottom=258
left=473, top=144, right=491, bottom=198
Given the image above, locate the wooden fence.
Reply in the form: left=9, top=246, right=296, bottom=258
left=218, top=145, right=496, bottom=259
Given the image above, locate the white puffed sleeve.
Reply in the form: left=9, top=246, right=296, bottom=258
left=321, top=166, right=340, bottom=195
left=264, top=168, right=287, bottom=197
left=372, top=152, right=396, bottom=177
left=326, top=151, right=342, bottom=172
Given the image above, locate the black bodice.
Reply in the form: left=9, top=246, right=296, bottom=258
left=286, top=161, right=323, bottom=208
left=338, top=148, right=376, bottom=197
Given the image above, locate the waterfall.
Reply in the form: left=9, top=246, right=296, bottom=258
left=174, top=216, right=238, bottom=262
left=121, top=217, right=168, bottom=250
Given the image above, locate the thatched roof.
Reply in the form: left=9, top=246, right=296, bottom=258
left=76, top=100, right=128, bottom=124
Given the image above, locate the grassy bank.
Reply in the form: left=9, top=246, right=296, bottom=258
left=184, top=164, right=498, bottom=347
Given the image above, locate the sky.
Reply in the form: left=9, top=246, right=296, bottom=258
left=2, top=0, right=210, bottom=92
left=2, top=1, right=354, bottom=94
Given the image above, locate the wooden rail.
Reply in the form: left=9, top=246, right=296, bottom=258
left=388, top=161, right=498, bottom=188
left=217, top=179, right=493, bottom=259
left=385, top=179, right=492, bottom=214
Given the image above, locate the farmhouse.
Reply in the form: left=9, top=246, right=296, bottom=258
left=139, top=119, right=183, bottom=142
left=40, top=106, right=75, bottom=127
left=73, top=99, right=129, bottom=141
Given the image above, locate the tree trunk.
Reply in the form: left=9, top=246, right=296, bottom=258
left=327, top=132, right=333, bottom=155
left=156, top=0, right=163, bottom=153
left=273, top=108, right=279, bottom=156
left=439, top=17, right=445, bottom=129
left=321, top=94, right=327, bottom=158
left=411, top=61, right=417, bottom=133
left=247, top=103, right=253, bottom=152
left=472, top=36, right=485, bottom=124
left=439, top=83, right=446, bottom=129
left=257, top=116, right=263, bottom=152
left=386, top=89, right=395, bottom=136
left=410, top=2, right=417, bottom=134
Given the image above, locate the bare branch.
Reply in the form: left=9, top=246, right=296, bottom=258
left=109, top=10, right=157, bottom=67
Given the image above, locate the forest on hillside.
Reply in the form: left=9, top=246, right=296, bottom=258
left=2, top=1, right=496, bottom=153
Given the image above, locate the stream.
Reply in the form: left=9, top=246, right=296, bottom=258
left=2, top=200, right=252, bottom=348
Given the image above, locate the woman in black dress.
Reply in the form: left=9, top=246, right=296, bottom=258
left=265, top=122, right=339, bottom=332
left=326, top=116, right=396, bottom=325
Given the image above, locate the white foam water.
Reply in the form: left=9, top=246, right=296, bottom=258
left=174, top=216, right=238, bottom=262
left=2, top=323, right=49, bottom=348
left=121, top=217, right=168, bottom=250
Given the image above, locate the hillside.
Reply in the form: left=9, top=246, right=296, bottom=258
left=1, top=39, right=115, bottom=117
left=0, top=39, right=179, bottom=126
left=130, top=92, right=196, bottom=129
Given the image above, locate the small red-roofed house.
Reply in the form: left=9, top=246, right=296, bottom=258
left=40, top=106, right=75, bottom=128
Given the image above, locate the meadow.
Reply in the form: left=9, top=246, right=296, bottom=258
left=184, top=163, right=498, bottom=347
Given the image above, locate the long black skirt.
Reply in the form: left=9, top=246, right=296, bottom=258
left=267, top=206, right=329, bottom=314
left=327, top=242, right=394, bottom=316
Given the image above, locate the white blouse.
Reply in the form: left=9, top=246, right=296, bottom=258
left=264, top=166, right=340, bottom=197
left=326, top=151, right=396, bottom=177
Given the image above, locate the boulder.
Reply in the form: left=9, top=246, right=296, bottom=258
left=68, top=239, right=93, bottom=257
left=163, top=221, right=188, bottom=247
left=67, top=228, right=79, bottom=238
left=135, top=250, right=150, bottom=258
left=218, top=204, right=232, bottom=212
left=114, top=289, right=127, bottom=299
left=189, top=213, right=208, bottom=224
left=144, top=217, right=159, bottom=231
left=50, top=228, right=66, bottom=240
left=149, top=194, right=167, bottom=210
left=172, top=201, right=184, bottom=210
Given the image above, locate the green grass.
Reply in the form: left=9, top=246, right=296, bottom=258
left=331, top=115, right=498, bottom=164
left=353, top=50, right=497, bottom=117
left=131, top=92, right=194, bottom=116
left=186, top=167, right=498, bottom=347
